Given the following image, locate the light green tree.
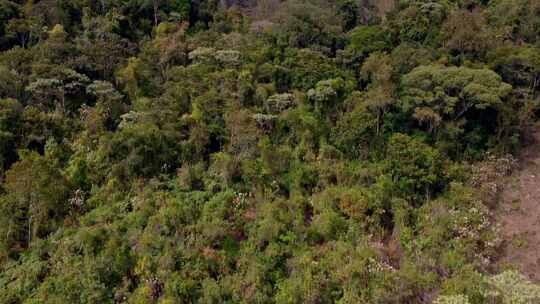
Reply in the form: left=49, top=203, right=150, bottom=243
left=401, top=65, right=512, bottom=133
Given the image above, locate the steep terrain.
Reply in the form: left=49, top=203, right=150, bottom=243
left=1, top=0, right=539, bottom=302
left=500, top=126, right=540, bottom=282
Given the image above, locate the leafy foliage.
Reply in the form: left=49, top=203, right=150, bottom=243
left=0, top=0, right=538, bottom=303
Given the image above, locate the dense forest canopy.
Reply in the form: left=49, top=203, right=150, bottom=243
left=0, top=0, right=539, bottom=303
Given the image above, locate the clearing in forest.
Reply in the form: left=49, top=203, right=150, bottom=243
left=499, top=127, right=540, bottom=282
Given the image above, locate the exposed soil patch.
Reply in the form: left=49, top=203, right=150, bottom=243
left=498, top=127, right=540, bottom=282
left=374, top=0, right=396, bottom=17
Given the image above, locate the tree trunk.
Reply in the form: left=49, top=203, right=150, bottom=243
left=153, top=0, right=160, bottom=27
left=27, top=215, right=31, bottom=245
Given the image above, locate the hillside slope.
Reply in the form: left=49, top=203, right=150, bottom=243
left=500, top=125, right=540, bottom=282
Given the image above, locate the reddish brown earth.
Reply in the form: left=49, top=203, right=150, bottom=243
left=375, top=0, right=397, bottom=17
left=499, top=127, right=540, bottom=282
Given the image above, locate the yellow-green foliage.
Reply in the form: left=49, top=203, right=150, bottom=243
left=486, top=271, right=540, bottom=304
left=0, top=0, right=538, bottom=302
left=434, top=294, right=471, bottom=304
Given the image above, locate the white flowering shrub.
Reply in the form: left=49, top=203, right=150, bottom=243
left=448, top=203, right=503, bottom=266
left=485, top=271, right=540, bottom=304
left=266, top=93, right=295, bottom=113
left=188, top=47, right=216, bottom=63
left=188, top=48, right=242, bottom=67
left=470, top=153, right=517, bottom=206
left=118, top=111, right=143, bottom=129
left=307, top=79, right=339, bottom=103
left=412, top=183, right=503, bottom=270
left=252, top=113, right=277, bottom=132
left=434, top=294, right=471, bottom=304
left=215, top=50, right=242, bottom=67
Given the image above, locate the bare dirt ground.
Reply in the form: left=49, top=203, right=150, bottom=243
left=499, top=127, right=540, bottom=282
left=375, top=0, right=396, bottom=18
